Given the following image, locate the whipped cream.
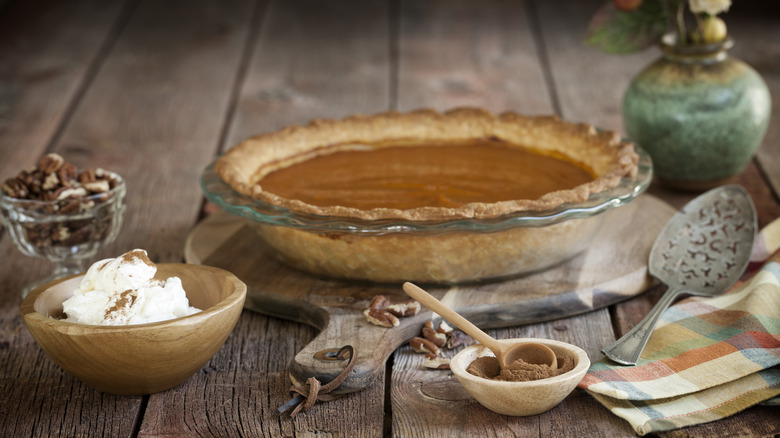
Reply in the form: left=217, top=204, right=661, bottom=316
left=62, top=249, right=200, bottom=325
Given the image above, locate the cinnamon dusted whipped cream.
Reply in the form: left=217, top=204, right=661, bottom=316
left=62, top=249, right=200, bottom=325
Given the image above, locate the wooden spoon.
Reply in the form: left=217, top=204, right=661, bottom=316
left=403, top=282, right=557, bottom=371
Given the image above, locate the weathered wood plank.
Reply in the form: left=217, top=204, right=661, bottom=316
left=0, top=0, right=130, bottom=182
left=533, top=0, right=655, bottom=131
left=727, top=3, right=780, bottom=200
left=139, top=311, right=386, bottom=437
left=65, top=0, right=286, bottom=436
left=2, top=0, right=257, bottom=436
left=397, top=0, right=553, bottom=115
left=223, top=0, right=393, bottom=150
left=0, top=2, right=139, bottom=437
left=0, top=0, right=130, bottom=294
left=390, top=0, right=633, bottom=436
left=391, top=314, right=634, bottom=437
left=47, top=0, right=257, bottom=261
left=211, top=0, right=393, bottom=436
left=647, top=161, right=780, bottom=228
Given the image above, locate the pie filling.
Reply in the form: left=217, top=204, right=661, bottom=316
left=256, top=140, right=594, bottom=211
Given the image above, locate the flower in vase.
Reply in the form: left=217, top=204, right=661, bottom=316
left=688, top=0, right=730, bottom=16
left=585, top=0, right=732, bottom=54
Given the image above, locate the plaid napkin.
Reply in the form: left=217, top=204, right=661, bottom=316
left=579, top=217, right=780, bottom=435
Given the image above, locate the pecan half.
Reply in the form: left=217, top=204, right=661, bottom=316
left=363, top=308, right=399, bottom=328
left=385, top=300, right=421, bottom=317
left=368, top=295, right=390, bottom=310
left=422, top=326, right=447, bottom=347
left=38, top=153, right=64, bottom=174
left=18, top=170, right=41, bottom=195
left=53, top=186, right=88, bottom=201
left=58, top=199, right=82, bottom=214
left=50, top=225, right=71, bottom=243
left=436, top=321, right=454, bottom=334
left=423, top=353, right=451, bottom=370
left=57, top=162, right=77, bottom=185
left=83, top=180, right=110, bottom=193
left=42, top=172, right=60, bottom=190
left=2, top=178, right=28, bottom=198
left=78, top=169, right=96, bottom=184
left=409, top=336, right=440, bottom=355
left=62, top=226, right=90, bottom=246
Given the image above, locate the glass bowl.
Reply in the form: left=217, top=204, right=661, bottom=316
left=201, top=147, right=652, bottom=284
left=1, top=172, right=126, bottom=296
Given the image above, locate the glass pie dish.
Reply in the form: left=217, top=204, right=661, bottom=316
left=200, top=146, right=652, bottom=284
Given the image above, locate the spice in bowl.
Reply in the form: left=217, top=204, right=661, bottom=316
left=449, top=338, right=590, bottom=416
left=466, top=354, right=577, bottom=382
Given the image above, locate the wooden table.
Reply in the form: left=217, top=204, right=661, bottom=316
left=2, top=0, right=778, bottom=436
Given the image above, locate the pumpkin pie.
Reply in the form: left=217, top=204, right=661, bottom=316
left=214, top=108, right=640, bottom=283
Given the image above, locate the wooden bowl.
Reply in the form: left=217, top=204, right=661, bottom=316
left=19, top=264, right=247, bottom=395
left=449, top=338, right=590, bottom=416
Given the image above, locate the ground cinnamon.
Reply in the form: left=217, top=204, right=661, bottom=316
left=466, top=355, right=575, bottom=382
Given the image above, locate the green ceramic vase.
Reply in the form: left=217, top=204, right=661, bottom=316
left=622, top=35, right=771, bottom=191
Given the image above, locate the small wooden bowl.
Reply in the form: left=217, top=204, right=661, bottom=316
left=20, top=264, right=247, bottom=395
left=449, top=338, right=590, bottom=416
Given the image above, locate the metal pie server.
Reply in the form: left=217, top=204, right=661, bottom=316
left=602, top=185, right=757, bottom=366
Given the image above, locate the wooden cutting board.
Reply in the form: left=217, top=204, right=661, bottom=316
left=184, top=194, right=675, bottom=393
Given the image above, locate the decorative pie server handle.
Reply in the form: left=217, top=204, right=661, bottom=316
left=602, top=286, right=683, bottom=366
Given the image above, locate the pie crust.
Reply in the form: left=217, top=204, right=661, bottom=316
left=216, top=108, right=638, bottom=221
left=212, top=108, right=642, bottom=283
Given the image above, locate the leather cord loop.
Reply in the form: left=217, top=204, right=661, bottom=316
left=278, top=345, right=357, bottom=417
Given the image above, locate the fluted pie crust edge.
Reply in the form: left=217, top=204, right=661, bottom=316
left=215, top=108, right=639, bottom=221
